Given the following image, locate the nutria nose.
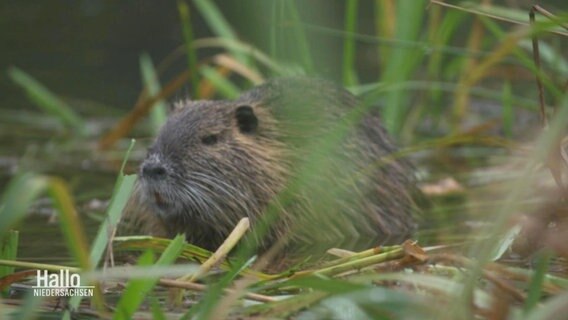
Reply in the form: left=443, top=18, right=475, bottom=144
left=141, top=162, right=167, bottom=179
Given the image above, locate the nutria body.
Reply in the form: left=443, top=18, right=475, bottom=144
left=124, top=78, right=420, bottom=250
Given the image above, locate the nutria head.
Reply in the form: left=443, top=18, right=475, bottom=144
left=128, top=78, right=419, bottom=250
left=137, top=98, right=288, bottom=247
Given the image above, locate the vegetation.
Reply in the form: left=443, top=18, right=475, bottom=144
left=1, top=1, right=568, bottom=319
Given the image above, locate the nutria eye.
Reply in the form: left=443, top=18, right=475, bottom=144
left=201, top=134, right=218, bottom=146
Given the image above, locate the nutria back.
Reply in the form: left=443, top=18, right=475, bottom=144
left=123, top=78, right=420, bottom=250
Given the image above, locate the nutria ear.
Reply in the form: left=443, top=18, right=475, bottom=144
left=235, top=105, right=258, bottom=134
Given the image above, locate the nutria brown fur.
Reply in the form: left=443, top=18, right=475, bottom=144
left=123, top=78, right=420, bottom=250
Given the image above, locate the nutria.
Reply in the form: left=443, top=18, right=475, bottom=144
left=122, top=78, right=420, bottom=251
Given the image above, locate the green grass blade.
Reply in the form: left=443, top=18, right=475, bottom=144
left=0, top=231, right=18, bottom=296
left=178, top=1, right=200, bottom=98
left=478, top=15, right=565, bottom=100
left=88, top=174, right=137, bottom=265
left=379, top=0, right=427, bottom=135
left=89, top=139, right=136, bottom=265
left=461, top=1, right=568, bottom=34
left=193, top=0, right=237, bottom=41
left=0, top=173, right=49, bottom=236
left=8, top=67, right=87, bottom=135
left=140, top=54, right=168, bottom=135
left=200, top=66, right=240, bottom=98
left=66, top=140, right=136, bottom=316
left=47, top=177, right=107, bottom=313
left=525, top=290, right=568, bottom=320
left=284, top=0, right=314, bottom=73
left=283, top=276, right=368, bottom=294
left=187, top=256, right=256, bottom=319
left=488, top=224, right=521, bottom=261
left=113, top=235, right=186, bottom=320
left=269, top=1, right=283, bottom=66
left=518, top=40, right=568, bottom=78
left=523, top=250, right=553, bottom=314
left=8, top=293, right=44, bottom=320
left=150, top=297, right=167, bottom=320
left=46, top=178, right=92, bottom=269
left=502, top=81, right=513, bottom=138
left=113, top=250, right=155, bottom=319
left=192, top=0, right=247, bottom=64
left=342, top=0, right=359, bottom=86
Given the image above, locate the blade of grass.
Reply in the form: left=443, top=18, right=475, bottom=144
left=47, top=177, right=92, bottom=269
left=525, top=290, right=568, bottom=320
left=0, top=231, right=18, bottom=296
left=461, top=1, right=568, bottom=35
left=194, top=38, right=286, bottom=74
left=113, top=234, right=186, bottom=320
left=298, top=287, right=432, bottom=320
left=523, top=250, right=553, bottom=314
left=374, top=0, right=395, bottom=70
left=379, top=0, right=427, bottom=135
left=269, top=0, right=284, bottom=68
left=243, top=291, right=329, bottom=319
left=284, top=0, right=314, bottom=73
left=283, top=275, right=368, bottom=294
left=140, top=54, right=168, bottom=135
left=9, top=291, right=45, bottom=320
left=188, top=256, right=256, bottom=320
left=199, top=66, right=240, bottom=99
left=192, top=0, right=247, bottom=64
left=426, top=8, right=467, bottom=119
left=457, top=6, right=565, bottom=100
left=90, top=139, right=136, bottom=265
left=518, top=40, right=568, bottom=78
left=342, top=0, right=359, bottom=86
left=150, top=297, right=167, bottom=320
left=502, top=81, right=513, bottom=138
left=46, top=176, right=107, bottom=312
left=178, top=1, right=200, bottom=98
left=65, top=140, right=136, bottom=317
left=8, top=67, right=87, bottom=135
left=113, top=250, right=155, bottom=319
left=0, top=260, right=80, bottom=272
left=0, top=173, right=50, bottom=236
left=452, top=0, right=489, bottom=131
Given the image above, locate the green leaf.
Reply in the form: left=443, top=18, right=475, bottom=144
left=0, top=173, right=49, bottom=236
left=178, top=1, right=200, bottom=98
left=66, top=140, right=136, bottom=316
left=0, top=231, right=19, bottom=296
left=200, top=66, right=240, bottom=98
left=140, top=54, right=168, bottom=135
left=113, top=234, right=186, bottom=320
left=8, top=67, right=87, bottom=135
left=379, top=0, right=427, bottom=135
left=523, top=250, right=553, bottom=314
left=192, top=0, right=247, bottom=64
left=524, top=289, right=568, bottom=320
left=342, top=0, right=359, bottom=86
